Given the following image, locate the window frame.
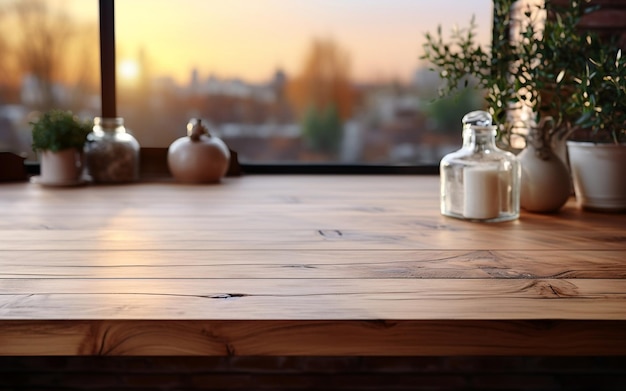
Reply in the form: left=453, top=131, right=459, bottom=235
left=98, top=0, right=457, bottom=175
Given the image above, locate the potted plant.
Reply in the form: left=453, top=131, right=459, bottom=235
left=31, top=109, right=91, bottom=185
left=566, top=42, right=626, bottom=211
left=422, top=0, right=624, bottom=212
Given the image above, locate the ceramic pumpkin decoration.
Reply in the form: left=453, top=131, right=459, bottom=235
left=167, top=119, right=230, bottom=183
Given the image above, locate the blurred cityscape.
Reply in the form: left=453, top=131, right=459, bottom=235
left=0, top=0, right=485, bottom=165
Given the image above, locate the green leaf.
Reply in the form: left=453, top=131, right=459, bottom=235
left=31, top=110, right=92, bottom=153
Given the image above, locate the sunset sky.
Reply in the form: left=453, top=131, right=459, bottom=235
left=46, top=0, right=492, bottom=85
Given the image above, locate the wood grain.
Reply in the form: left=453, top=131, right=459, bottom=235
left=1, top=175, right=625, bottom=355
left=1, top=320, right=625, bottom=356
left=1, top=250, right=624, bottom=279
left=1, top=278, right=625, bottom=320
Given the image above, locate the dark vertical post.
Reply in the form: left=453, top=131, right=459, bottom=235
left=99, top=0, right=116, bottom=118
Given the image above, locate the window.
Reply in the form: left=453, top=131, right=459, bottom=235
left=116, top=0, right=492, bottom=166
left=0, top=0, right=492, bottom=168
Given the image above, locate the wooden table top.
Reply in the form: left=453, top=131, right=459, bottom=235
left=1, top=175, right=625, bottom=356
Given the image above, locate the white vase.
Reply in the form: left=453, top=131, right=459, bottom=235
left=567, top=141, right=626, bottom=211
left=518, top=141, right=571, bottom=213
left=40, top=148, right=83, bottom=185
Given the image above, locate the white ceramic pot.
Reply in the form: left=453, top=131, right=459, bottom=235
left=518, top=144, right=571, bottom=213
left=567, top=141, right=626, bottom=211
left=167, top=119, right=230, bottom=184
left=39, top=148, right=84, bottom=185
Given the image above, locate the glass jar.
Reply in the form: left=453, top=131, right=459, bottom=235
left=440, top=111, right=520, bottom=222
left=85, top=117, right=140, bottom=183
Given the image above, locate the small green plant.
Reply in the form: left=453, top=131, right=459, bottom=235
left=421, top=0, right=519, bottom=147
left=31, top=109, right=91, bottom=152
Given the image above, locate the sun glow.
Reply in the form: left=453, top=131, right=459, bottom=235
left=119, top=59, right=140, bottom=81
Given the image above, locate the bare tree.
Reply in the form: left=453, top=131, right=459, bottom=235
left=0, top=5, right=14, bottom=103
left=287, top=38, right=356, bottom=155
left=288, top=38, right=355, bottom=120
left=12, top=0, right=75, bottom=109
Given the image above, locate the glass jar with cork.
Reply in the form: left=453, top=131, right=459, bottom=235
left=440, top=111, right=520, bottom=222
left=85, top=117, right=140, bottom=183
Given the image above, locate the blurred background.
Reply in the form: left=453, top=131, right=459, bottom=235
left=0, top=0, right=491, bottom=165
